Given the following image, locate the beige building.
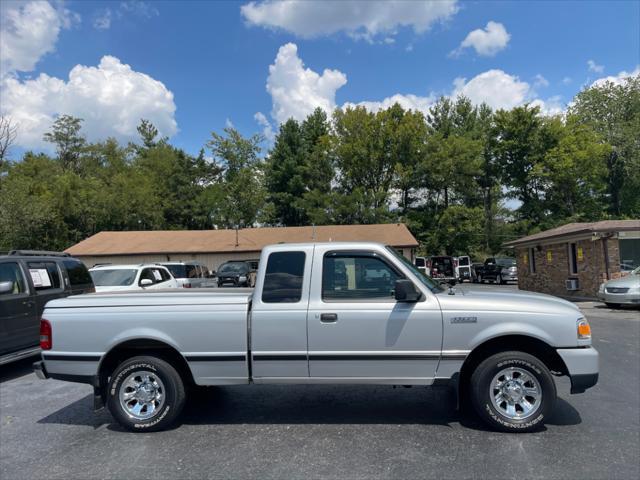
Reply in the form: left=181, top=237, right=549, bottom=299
left=65, top=224, right=419, bottom=272
left=504, top=220, right=640, bottom=299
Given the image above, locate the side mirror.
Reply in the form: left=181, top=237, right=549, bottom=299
left=394, top=279, right=421, bottom=302
left=0, top=281, right=14, bottom=294
left=140, top=278, right=153, bottom=287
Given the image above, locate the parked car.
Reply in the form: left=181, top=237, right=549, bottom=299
left=427, top=255, right=457, bottom=283
left=454, top=256, right=473, bottom=283
left=0, top=250, right=94, bottom=365
left=35, top=241, right=598, bottom=433
left=89, top=264, right=178, bottom=292
left=597, top=266, right=640, bottom=307
left=161, top=261, right=210, bottom=288
left=216, top=261, right=255, bottom=287
left=475, top=257, right=518, bottom=284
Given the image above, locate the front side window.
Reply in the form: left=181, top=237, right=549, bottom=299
left=261, top=252, right=305, bottom=303
left=0, top=262, right=27, bottom=296
left=90, top=269, right=137, bottom=286
left=164, top=264, right=187, bottom=278
left=186, top=265, right=198, bottom=278
left=27, top=262, right=61, bottom=291
left=322, top=252, right=401, bottom=301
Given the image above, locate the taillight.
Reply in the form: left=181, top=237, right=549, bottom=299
left=40, top=319, right=52, bottom=350
left=183, top=283, right=192, bottom=288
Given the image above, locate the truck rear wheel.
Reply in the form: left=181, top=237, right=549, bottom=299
left=107, top=356, right=186, bottom=432
left=470, top=351, right=556, bottom=432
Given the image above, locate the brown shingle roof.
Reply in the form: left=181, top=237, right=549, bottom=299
left=65, top=224, right=418, bottom=256
left=504, top=220, right=640, bottom=247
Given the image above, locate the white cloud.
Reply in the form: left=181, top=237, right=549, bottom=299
left=344, top=93, right=436, bottom=115
left=119, top=1, right=159, bottom=19
left=0, top=55, right=177, bottom=150
left=266, top=43, right=347, bottom=124
left=348, top=69, right=562, bottom=115
left=452, top=21, right=510, bottom=57
left=241, top=0, right=458, bottom=41
left=587, top=59, right=604, bottom=73
left=452, top=70, right=529, bottom=110
left=591, top=66, right=640, bottom=87
left=93, top=9, right=112, bottom=30
left=0, top=0, right=78, bottom=76
left=562, top=76, right=572, bottom=85
left=254, top=111, right=274, bottom=141
left=225, top=118, right=234, bottom=129
left=534, top=74, right=549, bottom=88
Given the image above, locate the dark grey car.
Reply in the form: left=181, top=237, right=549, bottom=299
left=0, top=251, right=94, bottom=364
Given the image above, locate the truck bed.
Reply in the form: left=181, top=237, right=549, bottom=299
left=42, top=289, right=254, bottom=385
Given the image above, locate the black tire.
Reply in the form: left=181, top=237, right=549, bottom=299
left=470, top=351, right=556, bottom=433
left=107, top=356, right=186, bottom=432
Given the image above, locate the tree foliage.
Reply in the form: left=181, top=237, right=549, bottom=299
left=1, top=75, right=638, bottom=256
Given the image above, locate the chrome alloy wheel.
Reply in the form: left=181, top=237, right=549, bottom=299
left=119, top=370, right=166, bottom=420
left=490, top=367, right=542, bottom=420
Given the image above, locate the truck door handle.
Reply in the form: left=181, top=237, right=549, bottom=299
left=320, top=313, right=338, bottom=323
left=23, top=300, right=35, bottom=307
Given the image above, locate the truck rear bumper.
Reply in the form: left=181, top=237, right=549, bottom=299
left=556, top=347, right=599, bottom=394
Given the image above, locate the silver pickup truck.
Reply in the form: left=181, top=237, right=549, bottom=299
left=34, top=242, right=598, bottom=432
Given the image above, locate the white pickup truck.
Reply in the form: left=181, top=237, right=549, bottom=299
left=34, top=242, right=598, bottom=432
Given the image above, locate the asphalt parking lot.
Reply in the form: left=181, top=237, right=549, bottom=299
left=1, top=283, right=638, bottom=480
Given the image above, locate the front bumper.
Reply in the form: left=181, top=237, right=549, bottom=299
left=556, top=347, right=599, bottom=394
left=597, top=291, right=640, bottom=305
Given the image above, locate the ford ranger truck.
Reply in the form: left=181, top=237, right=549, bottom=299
left=33, top=242, right=598, bottom=432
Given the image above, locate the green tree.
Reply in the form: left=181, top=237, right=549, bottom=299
left=206, top=127, right=266, bottom=228
left=569, top=75, right=640, bottom=216
left=43, top=115, right=86, bottom=173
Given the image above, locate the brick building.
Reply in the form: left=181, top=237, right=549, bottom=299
left=504, top=220, right=640, bottom=299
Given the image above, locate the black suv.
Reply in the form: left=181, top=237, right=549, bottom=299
left=0, top=251, right=95, bottom=364
left=217, top=261, right=254, bottom=287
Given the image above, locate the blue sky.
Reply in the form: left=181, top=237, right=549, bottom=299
left=1, top=0, right=638, bottom=157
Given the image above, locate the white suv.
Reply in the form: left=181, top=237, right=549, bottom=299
left=89, top=264, right=178, bottom=292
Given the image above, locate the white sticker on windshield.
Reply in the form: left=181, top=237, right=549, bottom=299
left=152, top=269, right=162, bottom=281
left=30, top=269, right=52, bottom=287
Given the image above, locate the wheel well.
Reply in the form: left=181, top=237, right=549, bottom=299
left=98, top=339, right=194, bottom=394
left=458, top=335, right=568, bottom=400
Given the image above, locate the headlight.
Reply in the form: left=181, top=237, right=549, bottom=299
left=577, top=318, right=591, bottom=339
left=598, top=283, right=605, bottom=293
left=239, top=275, right=247, bottom=282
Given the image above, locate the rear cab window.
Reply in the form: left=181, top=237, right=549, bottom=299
left=261, top=252, right=306, bottom=303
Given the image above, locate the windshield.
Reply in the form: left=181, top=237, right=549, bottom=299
left=90, top=269, right=137, bottom=286
left=385, top=247, right=444, bottom=293
left=497, top=258, right=516, bottom=267
left=219, top=262, right=248, bottom=274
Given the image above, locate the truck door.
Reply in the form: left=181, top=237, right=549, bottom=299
left=250, top=246, right=313, bottom=379
left=307, top=247, right=442, bottom=382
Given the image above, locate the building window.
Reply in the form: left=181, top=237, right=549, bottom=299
left=528, top=247, right=536, bottom=274
left=568, top=243, right=578, bottom=275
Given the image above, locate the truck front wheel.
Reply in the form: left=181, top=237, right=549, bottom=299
left=107, top=356, right=186, bottom=432
left=470, top=351, right=556, bottom=432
